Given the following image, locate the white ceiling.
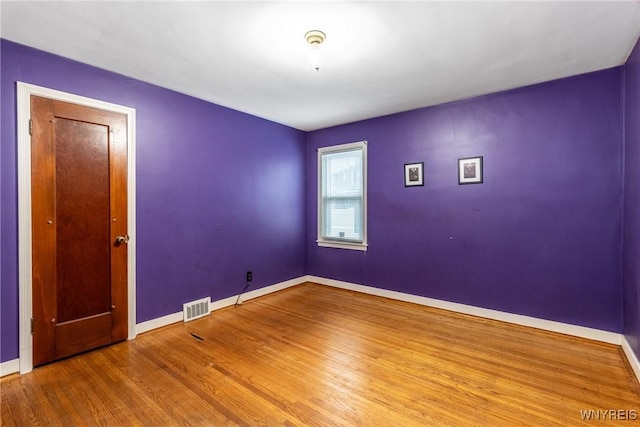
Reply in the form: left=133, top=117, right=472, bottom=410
left=2, top=1, right=639, bottom=131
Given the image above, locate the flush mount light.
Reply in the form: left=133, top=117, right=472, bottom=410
left=305, top=30, right=326, bottom=71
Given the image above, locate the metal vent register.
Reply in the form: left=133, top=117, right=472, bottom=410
left=183, top=297, right=211, bottom=322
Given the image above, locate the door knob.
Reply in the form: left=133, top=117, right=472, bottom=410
left=115, top=235, right=130, bottom=245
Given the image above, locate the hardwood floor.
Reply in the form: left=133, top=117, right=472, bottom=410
left=2, top=283, right=639, bottom=426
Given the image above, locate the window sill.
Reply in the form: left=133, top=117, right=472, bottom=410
left=317, top=240, right=368, bottom=251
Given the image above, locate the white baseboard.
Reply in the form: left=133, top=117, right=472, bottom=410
left=308, top=275, right=622, bottom=345
left=240, top=275, right=308, bottom=303
left=0, top=359, right=20, bottom=377
left=622, top=336, right=640, bottom=384
left=136, top=276, right=307, bottom=335
left=136, top=311, right=184, bottom=335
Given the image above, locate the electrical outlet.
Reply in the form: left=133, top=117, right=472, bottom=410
left=246, top=271, right=252, bottom=282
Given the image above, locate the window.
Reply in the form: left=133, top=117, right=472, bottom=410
left=317, top=141, right=367, bottom=250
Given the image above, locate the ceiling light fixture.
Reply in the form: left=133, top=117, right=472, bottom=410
left=305, top=30, right=326, bottom=71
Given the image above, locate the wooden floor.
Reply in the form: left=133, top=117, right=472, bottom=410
left=2, top=283, right=639, bottom=426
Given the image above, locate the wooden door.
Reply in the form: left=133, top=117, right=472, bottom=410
left=30, top=95, right=128, bottom=367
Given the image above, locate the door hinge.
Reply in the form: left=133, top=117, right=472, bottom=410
left=31, top=318, right=35, bottom=335
left=29, top=119, right=33, bottom=136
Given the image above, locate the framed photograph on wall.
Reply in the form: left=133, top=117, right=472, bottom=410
left=404, top=162, right=424, bottom=187
left=458, top=156, right=483, bottom=185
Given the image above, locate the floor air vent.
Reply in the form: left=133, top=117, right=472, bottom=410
left=183, top=297, right=211, bottom=322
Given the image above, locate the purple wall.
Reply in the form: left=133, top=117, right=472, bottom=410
left=624, top=38, right=640, bottom=361
left=0, top=40, right=306, bottom=363
left=306, top=69, right=624, bottom=332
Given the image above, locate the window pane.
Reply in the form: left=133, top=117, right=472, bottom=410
left=324, top=150, right=362, bottom=198
left=322, top=197, right=362, bottom=241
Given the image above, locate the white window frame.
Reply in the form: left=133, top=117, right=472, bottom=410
left=317, top=140, right=368, bottom=251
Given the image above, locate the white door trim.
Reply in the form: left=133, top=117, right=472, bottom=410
left=17, top=82, right=137, bottom=374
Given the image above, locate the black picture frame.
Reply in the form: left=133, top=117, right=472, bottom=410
left=458, top=156, right=483, bottom=185
left=404, top=162, right=424, bottom=187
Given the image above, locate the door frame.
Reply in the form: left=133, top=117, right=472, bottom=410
left=17, top=82, right=137, bottom=374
